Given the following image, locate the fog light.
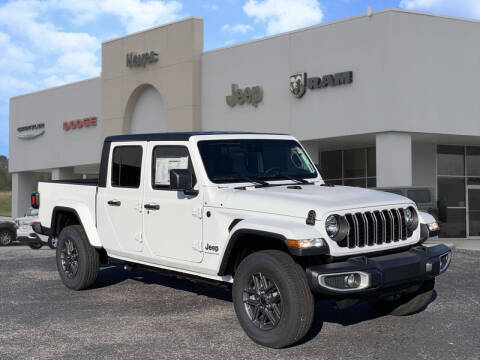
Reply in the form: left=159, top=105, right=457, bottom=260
left=345, top=273, right=361, bottom=288
left=427, top=222, right=440, bottom=232
left=319, top=271, right=370, bottom=292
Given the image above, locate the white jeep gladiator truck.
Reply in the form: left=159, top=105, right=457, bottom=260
left=32, top=132, right=451, bottom=348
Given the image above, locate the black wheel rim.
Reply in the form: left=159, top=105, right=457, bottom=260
left=243, top=272, right=282, bottom=331
left=0, top=231, right=11, bottom=245
left=60, top=239, right=79, bottom=278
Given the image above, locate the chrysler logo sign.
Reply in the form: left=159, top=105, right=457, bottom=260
left=289, top=71, right=353, bottom=98
left=126, top=51, right=159, bottom=68
left=17, top=123, right=45, bottom=139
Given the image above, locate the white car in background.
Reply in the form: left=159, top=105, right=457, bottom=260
left=16, top=207, right=57, bottom=249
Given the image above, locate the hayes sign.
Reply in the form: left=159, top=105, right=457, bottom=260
left=226, top=84, right=263, bottom=107
left=126, top=51, right=159, bottom=68
left=63, top=116, right=97, bottom=131
left=289, top=71, right=353, bottom=98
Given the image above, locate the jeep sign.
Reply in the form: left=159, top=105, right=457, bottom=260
left=226, top=84, right=263, bottom=107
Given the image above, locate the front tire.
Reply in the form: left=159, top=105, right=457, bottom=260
left=56, top=225, right=99, bottom=290
left=0, top=230, right=13, bottom=246
left=369, top=279, right=435, bottom=316
left=232, top=250, right=314, bottom=348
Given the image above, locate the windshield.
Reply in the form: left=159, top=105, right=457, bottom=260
left=198, top=139, right=318, bottom=183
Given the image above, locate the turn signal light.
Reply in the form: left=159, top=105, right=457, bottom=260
left=285, top=238, right=325, bottom=249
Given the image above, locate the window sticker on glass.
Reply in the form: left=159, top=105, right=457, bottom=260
left=155, top=157, right=189, bottom=185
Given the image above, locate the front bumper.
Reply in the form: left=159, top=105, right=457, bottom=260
left=306, top=244, right=451, bottom=295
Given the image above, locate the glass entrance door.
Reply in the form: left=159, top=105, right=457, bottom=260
left=467, top=186, right=480, bottom=238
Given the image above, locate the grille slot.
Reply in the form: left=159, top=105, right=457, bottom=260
left=339, top=208, right=409, bottom=249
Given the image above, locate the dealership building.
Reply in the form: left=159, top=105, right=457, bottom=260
left=9, top=9, right=480, bottom=238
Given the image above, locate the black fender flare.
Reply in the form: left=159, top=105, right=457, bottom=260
left=217, top=229, right=287, bottom=276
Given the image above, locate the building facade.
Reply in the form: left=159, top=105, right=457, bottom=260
left=9, top=9, right=480, bottom=238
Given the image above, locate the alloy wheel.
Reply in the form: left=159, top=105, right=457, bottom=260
left=243, top=272, right=282, bottom=330
left=60, top=239, right=79, bottom=278
left=0, top=231, right=12, bottom=245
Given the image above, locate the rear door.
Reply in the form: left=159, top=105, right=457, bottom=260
left=142, top=142, right=203, bottom=263
left=97, top=142, right=146, bottom=254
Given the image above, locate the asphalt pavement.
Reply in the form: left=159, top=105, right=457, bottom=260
left=0, top=245, right=479, bottom=360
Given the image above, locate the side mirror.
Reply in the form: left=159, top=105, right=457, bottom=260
left=169, top=169, right=198, bottom=196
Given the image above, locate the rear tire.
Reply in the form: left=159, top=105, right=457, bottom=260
left=232, top=250, right=314, bottom=348
left=0, top=230, right=13, bottom=246
left=56, top=225, right=99, bottom=290
left=369, top=279, right=435, bottom=316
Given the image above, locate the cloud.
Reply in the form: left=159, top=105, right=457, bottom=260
left=53, top=0, right=184, bottom=33
left=202, top=4, right=219, bottom=11
left=243, top=0, right=323, bottom=35
left=224, top=39, right=237, bottom=45
left=0, top=32, right=35, bottom=73
left=222, top=24, right=254, bottom=33
left=399, top=0, right=480, bottom=19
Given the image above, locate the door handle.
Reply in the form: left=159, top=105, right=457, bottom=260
left=144, top=203, right=160, bottom=211
left=107, top=200, right=121, bottom=207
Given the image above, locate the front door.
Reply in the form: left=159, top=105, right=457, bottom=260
left=97, top=142, right=146, bottom=253
left=142, top=142, right=203, bottom=263
left=467, top=186, right=480, bottom=238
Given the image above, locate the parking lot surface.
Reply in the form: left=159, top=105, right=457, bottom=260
left=0, top=245, right=479, bottom=360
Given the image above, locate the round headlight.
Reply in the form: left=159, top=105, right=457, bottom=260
left=405, top=206, right=419, bottom=231
left=325, top=215, right=339, bottom=238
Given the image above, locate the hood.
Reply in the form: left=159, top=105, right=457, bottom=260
left=212, top=184, right=414, bottom=219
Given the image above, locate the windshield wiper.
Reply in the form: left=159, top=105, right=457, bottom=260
left=259, top=173, right=313, bottom=185
left=212, top=175, right=270, bottom=188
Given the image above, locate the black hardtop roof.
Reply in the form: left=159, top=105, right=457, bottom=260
left=104, top=131, right=286, bottom=142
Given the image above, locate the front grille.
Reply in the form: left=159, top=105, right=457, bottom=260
left=337, top=208, right=409, bottom=248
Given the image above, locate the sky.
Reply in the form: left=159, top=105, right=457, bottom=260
left=1, top=0, right=479, bottom=157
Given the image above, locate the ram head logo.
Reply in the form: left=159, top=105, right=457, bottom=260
left=289, top=72, right=307, bottom=98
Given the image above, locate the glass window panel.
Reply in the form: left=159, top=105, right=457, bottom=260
left=439, top=209, right=466, bottom=238
left=344, top=149, right=366, bottom=178
left=320, top=150, right=342, bottom=180
left=467, top=178, right=480, bottom=185
left=111, top=146, right=143, bottom=188
left=152, top=146, right=196, bottom=189
left=437, top=177, right=466, bottom=207
left=367, top=147, right=376, bottom=177
left=367, top=178, right=376, bottom=188
left=344, top=178, right=366, bottom=188
left=326, top=179, right=343, bottom=186
left=468, top=189, right=480, bottom=236
left=467, top=146, right=480, bottom=176
left=406, top=189, right=431, bottom=204
left=437, top=145, right=464, bottom=176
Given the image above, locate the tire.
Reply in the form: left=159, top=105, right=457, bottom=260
left=56, top=225, right=99, bottom=290
left=28, top=242, right=43, bottom=249
left=369, top=279, right=435, bottom=316
left=48, top=236, right=58, bottom=249
left=0, top=230, right=13, bottom=246
left=232, top=250, right=314, bottom=348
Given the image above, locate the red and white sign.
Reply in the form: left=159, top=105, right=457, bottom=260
left=63, top=116, right=97, bottom=131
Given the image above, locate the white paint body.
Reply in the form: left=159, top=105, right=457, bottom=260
left=38, top=134, right=431, bottom=283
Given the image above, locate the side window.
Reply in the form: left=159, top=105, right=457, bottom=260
left=152, top=146, right=196, bottom=189
left=111, top=146, right=143, bottom=188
